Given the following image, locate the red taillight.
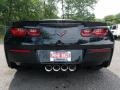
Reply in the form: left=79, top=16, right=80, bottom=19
left=27, top=29, right=41, bottom=37
left=10, top=28, right=41, bottom=37
left=81, top=29, right=92, bottom=37
left=81, top=28, right=108, bottom=37
left=92, top=29, right=108, bottom=37
left=10, top=28, right=26, bottom=37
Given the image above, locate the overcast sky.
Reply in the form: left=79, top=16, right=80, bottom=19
left=94, top=0, right=120, bottom=19
left=58, top=0, right=120, bottom=19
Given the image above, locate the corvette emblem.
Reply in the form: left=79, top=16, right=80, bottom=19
left=56, top=30, right=67, bottom=37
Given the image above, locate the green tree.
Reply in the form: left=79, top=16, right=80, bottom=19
left=104, top=15, right=115, bottom=24
left=0, top=0, right=58, bottom=25
left=43, top=0, right=58, bottom=19
left=103, top=13, right=120, bottom=24
left=61, top=0, right=97, bottom=21
left=0, top=0, right=98, bottom=24
left=115, top=13, right=120, bottom=24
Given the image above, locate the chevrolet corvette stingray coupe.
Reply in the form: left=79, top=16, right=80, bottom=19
left=4, top=19, right=114, bottom=72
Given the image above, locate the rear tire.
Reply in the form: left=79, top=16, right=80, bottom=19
left=7, top=61, right=17, bottom=68
left=7, top=62, right=26, bottom=71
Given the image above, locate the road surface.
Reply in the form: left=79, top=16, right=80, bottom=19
left=0, top=41, right=120, bottom=90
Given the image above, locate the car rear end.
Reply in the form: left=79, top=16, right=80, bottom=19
left=4, top=20, right=114, bottom=72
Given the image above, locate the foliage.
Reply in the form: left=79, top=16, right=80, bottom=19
left=0, top=0, right=58, bottom=25
left=115, top=13, right=120, bottom=24
left=0, top=0, right=97, bottom=25
left=60, top=0, right=97, bottom=21
left=104, top=15, right=116, bottom=24
left=103, top=13, right=120, bottom=24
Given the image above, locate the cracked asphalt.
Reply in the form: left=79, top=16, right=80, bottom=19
left=0, top=40, right=120, bottom=90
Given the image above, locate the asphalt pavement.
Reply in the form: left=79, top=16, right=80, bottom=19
left=0, top=41, right=120, bottom=90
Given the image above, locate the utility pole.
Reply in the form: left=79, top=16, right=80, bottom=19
left=8, top=0, right=12, bottom=21
left=61, top=0, right=64, bottom=19
left=44, top=0, right=46, bottom=18
left=67, top=1, right=70, bottom=19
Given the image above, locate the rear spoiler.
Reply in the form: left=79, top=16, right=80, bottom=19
left=11, top=20, right=107, bottom=27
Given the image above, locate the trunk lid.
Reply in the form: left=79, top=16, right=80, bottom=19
left=38, top=26, right=83, bottom=45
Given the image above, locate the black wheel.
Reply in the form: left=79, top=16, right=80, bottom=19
left=7, top=61, right=17, bottom=68
left=86, top=61, right=111, bottom=70
left=7, top=62, right=26, bottom=71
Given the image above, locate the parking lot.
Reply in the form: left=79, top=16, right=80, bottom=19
left=0, top=41, right=120, bottom=90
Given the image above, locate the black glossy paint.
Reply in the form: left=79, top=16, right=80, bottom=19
left=4, top=19, right=114, bottom=68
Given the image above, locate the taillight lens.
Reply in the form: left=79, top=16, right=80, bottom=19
left=10, top=28, right=26, bottom=38
left=10, top=28, right=41, bottom=37
left=92, top=29, right=108, bottom=37
left=27, top=29, right=41, bottom=37
left=81, top=29, right=92, bottom=37
left=81, top=28, right=108, bottom=37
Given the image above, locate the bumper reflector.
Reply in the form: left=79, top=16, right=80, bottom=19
left=89, top=49, right=111, bottom=53
left=9, top=49, right=31, bottom=53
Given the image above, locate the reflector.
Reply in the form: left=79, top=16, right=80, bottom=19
left=9, top=49, right=31, bottom=53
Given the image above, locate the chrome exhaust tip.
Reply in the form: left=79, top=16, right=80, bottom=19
left=53, top=65, right=60, bottom=72
left=16, top=62, right=21, bottom=66
left=69, top=65, right=76, bottom=72
left=61, top=65, right=68, bottom=72
left=45, top=65, right=52, bottom=72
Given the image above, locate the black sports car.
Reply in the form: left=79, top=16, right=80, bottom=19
left=4, top=19, right=114, bottom=72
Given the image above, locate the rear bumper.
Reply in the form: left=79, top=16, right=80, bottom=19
left=5, top=44, right=114, bottom=67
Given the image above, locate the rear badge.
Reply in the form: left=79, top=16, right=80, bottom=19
left=56, top=30, right=67, bottom=37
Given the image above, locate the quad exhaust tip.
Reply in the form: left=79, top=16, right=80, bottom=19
left=45, top=65, right=76, bottom=72
left=69, top=65, right=76, bottom=72
left=45, top=65, right=52, bottom=72
left=61, top=65, right=68, bottom=72
left=53, top=65, right=60, bottom=72
left=16, top=62, right=21, bottom=66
